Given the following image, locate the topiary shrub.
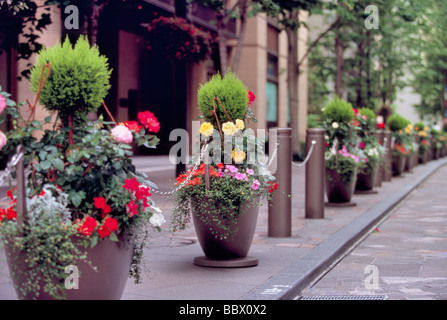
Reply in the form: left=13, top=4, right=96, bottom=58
left=30, top=36, right=111, bottom=125
left=323, top=97, right=355, bottom=123
left=197, top=71, right=248, bottom=126
left=386, top=114, right=410, bottom=131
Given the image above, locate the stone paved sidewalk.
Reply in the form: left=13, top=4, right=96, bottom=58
left=300, top=164, right=447, bottom=300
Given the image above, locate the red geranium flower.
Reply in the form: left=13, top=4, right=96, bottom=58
left=122, top=177, right=140, bottom=193
left=78, top=217, right=97, bottom=236
left=138, top=111, right=160, bottom=133
left=120, top=120, right=142, bottom=132
left=126, top=200, right=139, bottom=218
left=98, top=216, right=119, bottom=238
left=248, top=90, right=256, bottom=105
left=94, top=197, right=112, bottom=218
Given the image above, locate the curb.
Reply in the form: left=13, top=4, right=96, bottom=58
left=240, top=157, right=447, bottom=300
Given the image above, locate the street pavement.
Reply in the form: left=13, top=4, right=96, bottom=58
left=0, top=155, right=446, bottom=300
left=299, top=164, right=447, bottom=300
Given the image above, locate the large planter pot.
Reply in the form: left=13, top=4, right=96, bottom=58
left=191, top=196, right=259, bottom=265
left=355, top=164, right=378, bottom=193
left=5, top=236, right=134, bottom=300
left=325, top=167, right=358, bottom=205
left=392, top=154, right=406, bottom=176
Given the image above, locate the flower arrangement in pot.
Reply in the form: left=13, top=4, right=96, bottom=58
left=0, top=37, right=164, bottom=300
left=386, top=113, right=411, bottom=175
left=352, top=108, right=384, bottom=193
left=170, top=71, right=276, bottom=266
left=414, top=122, right=431, bottom=163
left=322, top=97, right=360, bottom=205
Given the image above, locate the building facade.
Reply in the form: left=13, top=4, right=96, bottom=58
left=0, top=0, right=309, bottom=155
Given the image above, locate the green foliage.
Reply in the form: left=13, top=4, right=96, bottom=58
left=197, top=71, right=248, bottom=126
left=386, top=113, right=410, bottom=131
left=323, top=97, right=355, bottom=123
left=413, top=121, right=426, bottom=132
left=30, top=36, right=111, bottom=123
left=1, top=204, right=87, bottom=300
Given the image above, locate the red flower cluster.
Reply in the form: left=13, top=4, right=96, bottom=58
left=94, top=197, right=111, bottom=218
left=394, top=143, right=408, bottom=155
left=377, top=123, right=385, bottom=129
left=248, top=90, right=256, bottom=105
left=0, top=189, right=17, bottom=224
left=267, top=181, right=278, bottom=193
left=78, top=216, right=97, bottom=236
left=98, top=216, right=119, bottom=238
left=176, top=163, right=224, bottom=186
left=122, top=177, right=152, bottom=217
left=138, top=111, right=160, bottom=133
left=77, top=216, right=119, bottom=238
left=120, top=110, right=160, bottom=134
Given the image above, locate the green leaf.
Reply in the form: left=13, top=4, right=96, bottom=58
left=69, top=191, right=86, bottom=208
left=109, top=232, right=119, bottom=242
left=52, top=158, right=65, bottom=171
left=40, top=160, right=52, bottom=170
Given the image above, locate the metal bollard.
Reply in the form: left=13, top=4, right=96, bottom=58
left=268, top=128, right=292, bottom=237
left=373, top=130, right=384, bottom=187
left=382, top=130, right=392, bottom=181
left=305, top=128, right=325, bottom=219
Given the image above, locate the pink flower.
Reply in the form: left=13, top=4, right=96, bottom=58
left=111, top=125, right=133, bottom=144
left=0, top=131, right=7, bottom=151
left=251, top=179, right=260, bottom=190
left=359, top=141, right=365, bottom=149
left=246, top=168, right=254, bottom=175
left=0, top=95, right=6, bottom=115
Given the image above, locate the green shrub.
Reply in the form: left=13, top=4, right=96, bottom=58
left=323, top=97, right=355, bottom=123
left=197, top=71, right=248, bottom=125
left=307, top=113, right=320, bottom=128
left=413, top=121, right=426, bottom=132
left=358, top=107, right=375, bottom=121
left=386, top=114, right=410, bottom=131
left=30, top=36, right=111, bottom=124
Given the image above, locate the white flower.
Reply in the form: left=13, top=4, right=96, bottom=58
left=332, top=122, right=339, bottom=129
left=150, top=211, right=165, bottom=227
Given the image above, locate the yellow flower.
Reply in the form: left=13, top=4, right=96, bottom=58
left=232, top=149, right=246, bottom=163
left=200, top=122, right=214, bottom=137
left=222, top=121, right=237, bottom=136
left=235, top=119, right=245, bottom=131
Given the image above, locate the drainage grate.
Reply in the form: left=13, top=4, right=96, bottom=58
left=299, top=295, right=388, bottom=300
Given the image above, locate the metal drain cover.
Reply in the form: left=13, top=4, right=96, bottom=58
left=299, top=295, right=388, bottom=300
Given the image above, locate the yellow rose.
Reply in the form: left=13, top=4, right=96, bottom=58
left=200, top=122, right=214, bottom=137
left=235, top=119, right=245, bottom=131
left=222, top=121, right=237, bottom=136
left=232, top=149, right=246, bottom=163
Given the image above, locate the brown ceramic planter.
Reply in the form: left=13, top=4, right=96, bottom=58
left=5, top=236, right=134, bottom=300
left=355, top=164, right=378, bottom=191
left=325, top=167, right=358, bottom=204
left=191, top=196, right=259, bottom=260
left=392, top=154, right=406, bottom=176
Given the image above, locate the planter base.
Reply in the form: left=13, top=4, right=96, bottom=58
left=325, top=201, right=357, bottom=207
left=354, top=189, right=378, bottom=195
left=193, top=256, right=258, bottom=268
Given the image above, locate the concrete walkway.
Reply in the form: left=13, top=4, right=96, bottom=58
left=0, top=155, right=446, bottom=300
